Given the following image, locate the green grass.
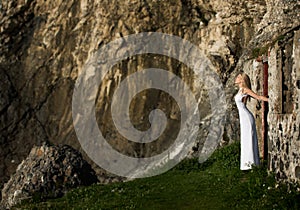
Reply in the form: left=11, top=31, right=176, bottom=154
left=16, top=142, right=300, bottom=210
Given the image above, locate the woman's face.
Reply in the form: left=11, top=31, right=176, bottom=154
left=235, top=74, right=243, bottom=86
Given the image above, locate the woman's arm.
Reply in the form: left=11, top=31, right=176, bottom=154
left=243, top=88, right=269, bottom=102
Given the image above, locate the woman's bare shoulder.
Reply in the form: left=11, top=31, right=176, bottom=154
left=240, top=87, right=246, bottom=94
left=242, top=87, right=251, bottom=94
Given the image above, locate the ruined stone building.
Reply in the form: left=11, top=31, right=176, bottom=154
left=268, top=28, right=300, bottom=183
left=244, top=27, right=300, bottom=183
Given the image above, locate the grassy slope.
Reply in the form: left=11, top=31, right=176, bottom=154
left=17, top=142, right=300, bottom=210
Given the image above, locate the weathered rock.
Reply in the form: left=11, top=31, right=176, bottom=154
left=224, top=0, right=300, bottom=183
left=0, top=0, right=257, bottom=185
left=0, top=0, right=299, bottom=186
left=0, top=143, right=98, bottom=209
left=267, top=28, right=300, bottom=183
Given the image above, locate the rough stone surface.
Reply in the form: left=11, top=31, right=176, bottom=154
left=0, top=0, right=299, bottom=187
left=267, top=29, right=300, bottom=183
left=0, top=143, right=98, bottom=209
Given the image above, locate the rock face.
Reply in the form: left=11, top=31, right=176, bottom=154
left=0, top=143, right=98, bottom=209
left=0, top=0, right=299, bottom=188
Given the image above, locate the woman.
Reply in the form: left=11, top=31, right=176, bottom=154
left=234, top=72, right=268, bottom=170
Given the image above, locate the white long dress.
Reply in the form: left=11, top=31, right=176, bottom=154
left=234, top=89, right=260, bottom=170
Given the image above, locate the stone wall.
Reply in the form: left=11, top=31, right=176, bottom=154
left=268, top=28, right=300, bottom=182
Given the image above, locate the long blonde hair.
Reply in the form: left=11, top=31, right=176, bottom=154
left=239, top=72, right=252, bottom=104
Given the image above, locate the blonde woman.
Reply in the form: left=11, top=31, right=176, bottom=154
left=234, top=72, right=268, bottom=170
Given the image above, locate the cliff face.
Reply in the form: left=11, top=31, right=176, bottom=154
left=0, top=0, right=299, bottom=186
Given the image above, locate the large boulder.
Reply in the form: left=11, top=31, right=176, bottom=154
left=1, top=143, right=98, bottom=209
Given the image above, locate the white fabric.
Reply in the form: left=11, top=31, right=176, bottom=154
left=234, top=89, right=260, bottom=170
